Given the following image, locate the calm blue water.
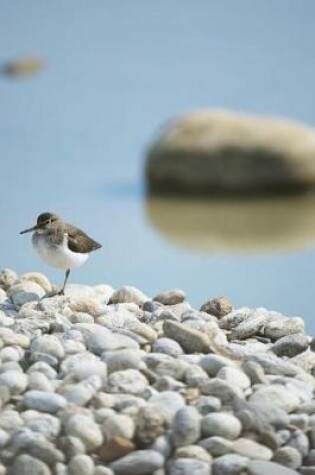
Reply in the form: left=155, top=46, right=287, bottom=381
left=1, top=1, right=315, bottom=331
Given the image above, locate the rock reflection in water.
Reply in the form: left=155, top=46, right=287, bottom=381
left=145, top=193, right=315, bottom=253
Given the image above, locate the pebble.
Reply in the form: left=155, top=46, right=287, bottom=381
left=271, top=334, right=310, bottom=357
left=135, top=403, right=165, bottom=444
left=247, top=460, right=301, bottom=475
left=200, top=379, right=243, bottom=405
left=231, top=437, right=273, bottom=460
left=198, top=436, right=233, bottom=456
left=109, top=286, right=148, bottom=307
left=194, top=395, right=221, bottom=414
left=175, top=445, right=211, bottom=463
left=31, top=335, right=65, bottom=360
left=201, top=413, right=242, bottom=439
left=249, top=384, right=300, bottom=412
left=153, top=289, right=186, bottom=305
left=11, top=454, right=51, bottom=475
left=81, top=325, right=139, bottom=355
left=149, top=391, right=185, bottom=425
left=152, top=338, right=184, bottom=356
left=110, top=450, right=164, bottom=475
left=167, top=458, right=211, bottom=475
left=99, top=436, right=135, bottom=463
left=200, top=296, right=232, bottom=318
left=102, top=414, right=135, bottom=441
left=273, top=446, right=302, bottom=469
left=263, top=316, right=305, bottom=340
left=8, top=281, right=45, bottom=306
left=65, top=414, right=103, bottom=451
left=172, top=406, right=201, bottom=447
left=106, top=369, right=149, bottom=395
left=200, top=354, right=237, bottom=377
left=23, top=391, right=67, bottom=413
left=0, top=370, right=28, bottom=395
left=68, top=454, right=94, bottom=475
left=163, top=320, right=211, bottom=354
left=212, top=454, right=249, bottom=475
left=216, top=366, right=251, bottom=390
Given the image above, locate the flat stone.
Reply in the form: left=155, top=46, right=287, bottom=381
left=163, top=320, right=211, bottom=354
left=231, top=438, right=273, bottom=460
left=271, top=334, right=310, bottom=357
left=110, top=450, right=164, bottom=475
left=109, top=286, right=148, bottom=307
left=264, top=317, right=305, bottom=340
left=65, top=414, right=103, bottom=451
left=77, top=324, right=139, bottom=355
left=247, top=460, right=301, bottom=475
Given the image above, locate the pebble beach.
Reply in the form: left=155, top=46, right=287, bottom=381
left=0, top=269, right=315, bottom=475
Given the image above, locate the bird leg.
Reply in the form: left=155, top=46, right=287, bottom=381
left=40, top=269, right=70, bottom=299
left=58, top=269, right=70, bottom=296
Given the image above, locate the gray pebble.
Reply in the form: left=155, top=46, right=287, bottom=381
left=201, top=413, right=242, bottom=439
left=152, top=338, right=184, bottom=356
left=110, top=450, right=164, bottom=475
left=0, top=370, right=28, bottom=395
left=167, top=458, right=211, bottom=475
left=106, top=369, right=149, bottom=395
left=172, top=406, right=201, bottom=447
left=11, top=454, right=51, bottom=475
left=198, top=436, right=233, bottom=456
left=68, top=455, right=94, bottom=475
left=65, top=414, right=103, bottom=451
left=200, top=354, right=237, bottom=377
left=153, top=289, right=185, bottom=305
left=31, top=335, right=65, bottom=360
left=271, top=334, right=310, bottom=357
left=136, top=404, right=165, bottom=444
left=272, top=446, right=302, bottom=469
left=102, top=349, right=142, bottom=373
left=163, top=320, right=211, bottom=354
left=194, top=395, right=221, bottom=415
left=212, top=454, right=249, bottom=475
left=102, top=413, right=135, bottom=441
left=247, top=460, right=301, bottom=475
left=149, top=391, right=185, bottom=425
left=23, top=391, right=67, bottom=413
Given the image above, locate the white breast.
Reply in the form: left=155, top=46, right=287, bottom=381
left=32, top=233, right=89, bottom=270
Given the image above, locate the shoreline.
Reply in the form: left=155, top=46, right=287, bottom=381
left=0, top=269, right=314, bottom=475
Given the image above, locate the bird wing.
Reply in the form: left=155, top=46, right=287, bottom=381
left=67, top=226, right=102, bottom=254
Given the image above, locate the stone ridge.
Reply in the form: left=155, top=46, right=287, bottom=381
left=0, top=268, right=314, bottom=475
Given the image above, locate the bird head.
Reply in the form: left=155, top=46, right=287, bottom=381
left=20, top=212, right=60, bottom=235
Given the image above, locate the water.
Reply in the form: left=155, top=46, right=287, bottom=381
left=1, top=1, right=315, bottom=331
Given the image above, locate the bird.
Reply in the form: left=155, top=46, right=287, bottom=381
left=20, top=212, right=102, bottom=297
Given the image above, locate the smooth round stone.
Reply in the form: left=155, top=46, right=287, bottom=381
left=57, top=436, right=86, bottom=459
left=94, top=468, right=114, bottom=475
left=201, top=413, right=242, bottom=440
left=27, top=362, right=57, bottom=380
left=286, top=430, right=309, bottom=456
left=200, top=379, right=243, bottom=405
left=231, top=438, right=272, bottom=460
left=241, top=361, right=266, bottom=384
left=62, top=339, right=86, bottom=355
left=8, top=281, right=45, bottom=306
left=168, top=458, right=211, bottom=475
left=153, top=375, right=185, bottom=392
left=184, top=365, right=209, bottom=387
left=273, top=446, right=302, bottom=469
left=172, top=407, right=201, bottom=447
left=149, top=435, right=172, bottom=458
left=264, top=317, right=305, bottom=340
left=247, top=460, right=301, bottom=475
left=106, top=369, right=148, bottom=395
left=62, top=376, right=102, bottom=406
left=216, top=366, right=251, bottom=390
left=83, top=325, right=139, bottom=354
left=0, top=428, right=9, bottom=448
left=109, top=286, right=148, bottom=306
left=212, top=454, right=249, bottom=475
left=249, top=384, right=300, bottom=413
left=68, top=455, right=94, bottom=475
left=0, top=328, right=30, bottom=347
left=149, top=391, right=186, bottom=425
left=198, top=436, right=233, bottom=457
left=11, top=454, right=51, bottom=475
left=289, top=414, right=309, bottom=430
left=175, top=445, right=212, bottom=463
left=271, top=334, right=310, bottom=357
left=153, top=289, right=186, bottom=305
left=31, top=335, right=65, bottom=360
left=152, top=338, right=184, bottom=356
left=25, top=414, right=61, bottom=439
left=0, top=370, right=28, bottom=395
left=163, top=320, right=211, bottom=354
left=200, top=355, right=237, bottom=377
left=102, top=414, right=135, bottom=441
left=23, top=391, right=67, bottom=413
left=0, top=346, right=23, bottom=362
left=70, top=359, right=107, bottom=382
left=21, top=272, right=52, bottom=293
left=102, top=349, right=143, bottom=374
left=110, top=450, right=164, bottom=475
left=194, top=395, right=221, bottom=415
left=28, top=372, right=53, bottom=392
left=65, top=414, right=103, bottom=451
left=144, top=353, right=189, bottom=380
left=136, top=404, right=165, bottom=444
left=0, top=409, right=23, bottom=432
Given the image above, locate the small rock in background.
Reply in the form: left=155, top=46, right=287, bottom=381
left=200, top=296, right=232, bottom=318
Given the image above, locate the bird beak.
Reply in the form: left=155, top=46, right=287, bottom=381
left=20, top=224, right=39, bottom=235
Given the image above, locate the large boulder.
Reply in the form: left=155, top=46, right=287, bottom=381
left=146, top=110, right=315, bottom=194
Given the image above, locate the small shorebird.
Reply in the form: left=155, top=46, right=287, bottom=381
left=20, top=212, right=102, bottom=296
